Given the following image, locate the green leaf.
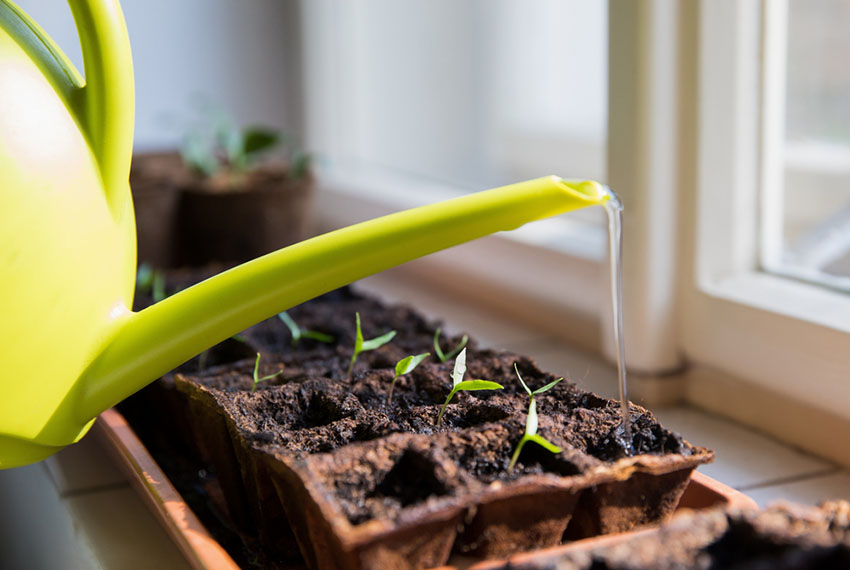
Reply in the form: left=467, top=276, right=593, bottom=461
left=527, top=434, right=562, bottom=454
left=361, top=329, right=396, bottom=351
left=251, top=353, right=262, bottom=392
left=433, top=328, right=468, bottom=362
left=388, top=352, right=429, bottom=405
left=451, top=347, right=467, bottom=387
left=354, top=312, right=364, bottom=354
left=302, top=330, right=334, bottom=343
left=433, top=329, right=446, bottom=362
left=395, top=353, right=429, bottom=377
left=443, top=335, right=468, bottom=361
left=278, top=311, right=301, bottom=344
left=136, top=263, right=154, bottom=292
left=151, top=271, right=167, bottom=303
left=181, top=131, right=218, bottom=176
left=514, top=363, right=532, bottom=395
left=251, top=352, right=283, bottom=392
left=455, top=380, right=504, bottom=392
left=533, top=377, right=563, bottom=396
left=526, top=399, right=539, bottom=436
left=243, top=128, right=280, bottom=157
left=349, top=312, right=396, bottom=377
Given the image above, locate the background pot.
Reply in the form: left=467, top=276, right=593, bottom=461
left=130, top=151, right=315, bottom=268
left=129, top=152, right=185, bottom=268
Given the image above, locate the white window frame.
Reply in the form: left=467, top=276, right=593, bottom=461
left=681, top=0, right=850, bottom=424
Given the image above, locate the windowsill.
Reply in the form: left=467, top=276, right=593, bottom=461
left=3, top=270, right=850, bottom=568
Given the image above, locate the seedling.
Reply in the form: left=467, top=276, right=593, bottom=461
left=181, top=107, right=311, bottom=180
left=135, top=262, right=167, bottom=303
left=514, top=364, right=563, bottom=402
left=387, top=353, right=430, bottom=404
left=251, top=353, right=284, bottom=392
left=508, top=398, right=562, bottom=472
left=278, top=311, right=334, bottom=347
left=347, top=312, right=396, bottom=377
left=436, top=348, right=503, bottom=425
left=433, top=328, right=468, bottom=363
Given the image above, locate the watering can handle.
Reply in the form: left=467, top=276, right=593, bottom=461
left=1, top=0, right=134, bottom=200
left=68, top=0, right=134, bottom=199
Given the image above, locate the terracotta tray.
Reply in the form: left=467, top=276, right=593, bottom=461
left=93, top=408, right=757, bottom=570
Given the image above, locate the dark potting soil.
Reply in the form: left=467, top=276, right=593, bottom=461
left=123, top=270, right=709, bottom=568
left=173, top=290, right=702, bottom=528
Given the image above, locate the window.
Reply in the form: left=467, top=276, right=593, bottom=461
left=761, top=0, right=850, bottom=293
left=302, top=0, right=608, bottom=251
left=307, top=0, right=850, bottom=437
left=683, top=0, right=850, bottom=433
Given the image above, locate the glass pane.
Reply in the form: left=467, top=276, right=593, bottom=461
left=334, top=0, right=608, bottom=192
left=768, top=0, right=850, bottom=290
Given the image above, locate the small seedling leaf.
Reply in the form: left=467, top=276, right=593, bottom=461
left=354, top=312, right=364, bottom=354
left=151, top=272, right=167, bottom=303
left=526, top=399, right=539, bottom=436
left=302, top=330, right=334, bottom=343
left=251, top=353, right=283, bottom=392
left=388, top=352, right=430, bottom=404
left=278, top=311, right=301, bottom=344
left=514, top=364, right=532, bottom=395
left=395, top=353, right=430, bottom=377
left=361, top=329, right=396, bottom=351
left=433, top=328, right=468, bottom=362
left=533, top=377, right=563, bottom=396
left=451, top=348, right=467, bottom=388
left=527, top=434, right=562, bottom=454
left=454, top=380, right=504, bottom=392
left=243, top=128, right=280, bottom=156
left=349, top=313, right=397, bottom=377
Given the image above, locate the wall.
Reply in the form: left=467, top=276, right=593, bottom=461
left=14, top=0, right=303, bottom=150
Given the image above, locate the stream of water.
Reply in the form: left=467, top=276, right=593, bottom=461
left=602, top=187, right=633, bottom=455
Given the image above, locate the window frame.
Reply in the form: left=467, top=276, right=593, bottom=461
left=680, top=0, right=850, bottom=423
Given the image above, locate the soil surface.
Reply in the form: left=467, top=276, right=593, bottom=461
left=123, top=267, right=709, bottom=568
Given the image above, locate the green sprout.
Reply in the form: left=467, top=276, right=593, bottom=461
left=136, top=262, right=167, bottom=303
left=181, top=107, right=311, bottom=179
left=278, top=311, right=334, bottom=347
left=433, top=328, right=468, bottom=362
left=387, top=353, right=430, bottom=404
left=251, top=353, right=284, bottom=392
left=508, top=398, right=562, bottom=472
left=514, top=364, right=563, bottom=402
left=436, top=348, right=503, bottom=425
left=347, top=312, right=396, bottom=377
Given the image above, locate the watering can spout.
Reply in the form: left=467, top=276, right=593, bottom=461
left=76, top=177, right=610, bottom=422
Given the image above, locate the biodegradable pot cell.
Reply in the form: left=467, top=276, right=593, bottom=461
left=161, top=288, right=710, bottom=570
left=129, top=151, right=315, bottom=269
left=129, top=152, right=186, bottom=268
left=175, top=167, right=314, bottom=267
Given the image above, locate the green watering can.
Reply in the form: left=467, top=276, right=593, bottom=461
left=0, top=0, right=610, bottom=468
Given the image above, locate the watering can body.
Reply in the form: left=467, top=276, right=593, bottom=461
left=0, top=0, right=610, bottom=468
